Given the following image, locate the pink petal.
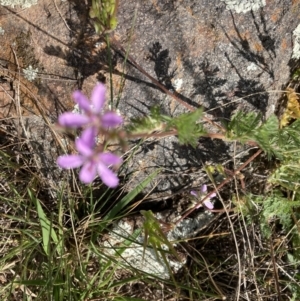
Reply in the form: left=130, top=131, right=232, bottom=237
left=57, top=155, right=84, bottom=169
left=210, top=193, right=216, bottom=198
left=79, top=161, right=97, bottom=183
left=101, top=112, right=123, bottom=128
left=59, top=112, right=89, bottom=127
left=73, top=91, right=91, bottom=112
left=91, top=83, right=106, bottom=113
left=99, top=152, right=122, bottom=166
left=77, top=127, right=96, bottom=150
left=201, top=185, right=207, bottom=193
left=204, top=200, right=214, bottom=210
left=97, top=163, right=119, bottom=188
left=191, top=191, right=198, bottom=197
left=75, top=141, right=93, bottom=157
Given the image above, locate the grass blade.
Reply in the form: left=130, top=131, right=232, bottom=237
left=103, top=169, right=161, bottom=221
left=28, top=189, right=59, bottom=256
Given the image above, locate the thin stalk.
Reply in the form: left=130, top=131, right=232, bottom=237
left=127, top=130, right=226, bottom=140
left=126, top=130, right=258, bottom=147
left=105, top=33, right=114, bottom=108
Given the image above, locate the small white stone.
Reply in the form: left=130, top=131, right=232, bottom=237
left=172, top=78, right=183, bottom=92
left=95, top=42, right=105, bottom=48
left=0, top=27, right=5, bottom=35
left=247, top=63, right=258, bottom=71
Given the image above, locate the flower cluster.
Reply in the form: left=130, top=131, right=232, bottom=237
left=57, top=83, right=123, bottom=188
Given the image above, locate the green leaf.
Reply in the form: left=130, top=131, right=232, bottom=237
left=127, top=107, right=205, bottom=146
left=28, top=189, right=61, bottom=256
left=109, top=16, right=118, bottom=30
left=0, top=149, right=20, bottom=170
left=127, top=106, right=166, bottom=134
left=269, top=161, right=300, bottom=191
left=292, top=69, right=300, bottom=80
left=103, top=169, right=161, bottom=221
left=141, top=210, right=178, bottom=262
left=253, top=114, right=279, bottom=158
left=168, top=108, right=205, bottom=147
left=225, top=111, right=261, bottom=142
left=140, top=210, right=180, bottom=286
left=276, top=118, right=300, bottom=160
left=89, top=0, right=118, bottom=33
left=253, top=190, right=300, bottom=238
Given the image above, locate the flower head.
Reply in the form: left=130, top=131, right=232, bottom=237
left=57, top=127, right=122, bottom=187
left=58, top=83, right=123, bottom=131
left=191, top=185, right=215, bottom=210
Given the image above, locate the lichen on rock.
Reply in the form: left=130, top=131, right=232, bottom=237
left=0, top=0, right=38, bottom=8
left=221, top=0, right=266, bottom=13
left=292, top=24, right=300, bottom=59
left=23, top=65, right=38, bottom=82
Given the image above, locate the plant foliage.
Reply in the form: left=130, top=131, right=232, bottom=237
left=126, top=106, right=167, bottom=135
left=141, top=210, right=178, bottom=264
left=251, top=191, right=300, bottom=238
left=90, top=0, right=118, bottom=34
left=128, top=107, right=205, bottom=147
left=167, top=108, right=205, bottom=147
left=140, top=210, right=180, bottom=284
left=225, top=111, right=300, bottom=161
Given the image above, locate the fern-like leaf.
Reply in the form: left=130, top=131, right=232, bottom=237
left=251, top=191, right=300, bottom=238
left=126, top=106, right=167, bottom=135
left=225, top=111, right=261, bottom=142
left=167, top=108, right=206, bottom=147
left=253, top=114, right=279, bottom=158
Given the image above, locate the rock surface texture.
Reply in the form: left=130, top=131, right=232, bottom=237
left=0, top=0, right=299, bottom=197
left=115, top=0, right=300, bottom=196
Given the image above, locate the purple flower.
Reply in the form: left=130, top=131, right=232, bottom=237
left=58, top=83, right=123, bottom=131
left=57, top=127, right=122, bottom=187
left=191, top=185, right=216, bottom=210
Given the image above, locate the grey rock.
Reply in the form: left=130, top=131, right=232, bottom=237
left=114, top=0, right=298, bottom=195
left=12, top=116, right=63, bottom=196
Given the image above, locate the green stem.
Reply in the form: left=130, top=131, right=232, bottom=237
left=127, top=130, right=227, bottom=141
left=126, top=130, right=259, bottom=147
left=105, top=33, right=114, bottom=108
